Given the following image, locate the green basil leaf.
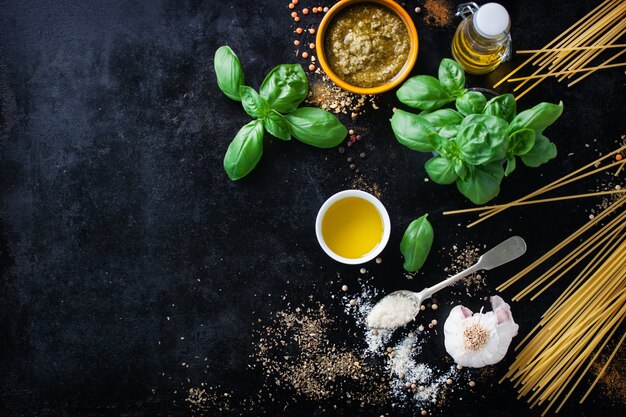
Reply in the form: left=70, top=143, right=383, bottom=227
left=453, top=158, right=468, bottom=179
left=438, top=58, right=466, bottom=95
left=259, top=64, right=308, bottom=114
left=425, top=156, right=458, bottom=185
left=484, top=94, right=517, bottom=122
left=284, top=107, right=346, bottom=148
left=508, top=101, right=564, bottom=134
left=456, top=114, right=508, bottom=165
left=396, top=75, right=454, bottom=111
left=456, top=161, right=504, bottom=204
left=400, top=214, right=434, bottom=272
left=214, top=45, right=245, bottom=101
left=455, top=91, right=487, bottom=116
left=439, top=124, right=460, bottom=139
left=223, top=120, right=264, bottom=180
left=505, top=153, right=516, bottom=176
left=240, top=86, right=270, bottom=118
left=419, top=109, right=464, bottom=131
left=263, top=110, right=291, bottom=141
left=520, top=134, right=557, bottom=167
left=508, top=128, right=535, bottom=155
left=390, top=109, right=439, bottom=152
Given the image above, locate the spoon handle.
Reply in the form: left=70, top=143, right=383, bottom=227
left=419, top=236, right=527, bottom=300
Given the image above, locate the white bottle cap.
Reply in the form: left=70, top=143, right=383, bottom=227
left=474, top=3, right=510, bottom=39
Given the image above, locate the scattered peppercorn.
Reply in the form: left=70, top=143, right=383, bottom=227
left=347, top=156, right=353, bottom=163
left=302, top=8, right=309, bottom=14
left=295, top=27, right=303, bottom=34
left=291, top=11, right=297, bottom=17
left=341, top=285, right=348, bottom=292
left=360, top=268, right=367, bottom=274
left=302, top=51, right=309, bottom=58
left=309, top=43, right=315, bottom=49
left=294, top=16, right=300, bottom=22
left=294, top=40, right=300, bottom=46
left=292, top=0, right=298, bottom=4
left=375, top=257, right=382, bottom=264
left=338, top=146, right=345, bottom=154
left=289, top=3, right=295, bottom=9
left=355, top=168, right=360, bottom=174
left=359, top=152, right=366, bottom=159
left=309, top=28, right=316, bottom=34
left=349, top=163, right=356, bottom=170
left=617, top=154, right=623, bottom=161
left=309, top=64, right=316, bottom=71
left=432, top=303, right=438, bottom=310
left=469, top=380, right=476, bottom=387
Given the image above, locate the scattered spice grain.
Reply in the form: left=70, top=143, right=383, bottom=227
left=424, top=0, right=453, bottom=28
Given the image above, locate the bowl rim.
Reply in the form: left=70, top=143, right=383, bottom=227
left=315, top=0, right=419, bottom=95
left=315, top=189, right=391, bottom=265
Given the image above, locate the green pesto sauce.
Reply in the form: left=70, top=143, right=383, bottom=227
left=325, top=3, right=410, bottom=88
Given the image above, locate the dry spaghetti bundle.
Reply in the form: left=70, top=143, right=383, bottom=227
left=495, top=0, right=626, bottom=99
left=497, top=194, right=626, bottom=415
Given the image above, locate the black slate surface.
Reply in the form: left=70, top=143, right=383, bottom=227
left=0, top=0, right=624, bottom=416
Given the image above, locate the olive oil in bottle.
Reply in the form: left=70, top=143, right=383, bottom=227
left=451, top=2, right=512, bottom=75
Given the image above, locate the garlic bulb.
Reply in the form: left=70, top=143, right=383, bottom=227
left=443, top=295, right=518, bottom=368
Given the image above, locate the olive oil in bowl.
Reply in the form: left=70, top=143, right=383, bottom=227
left=316, top=190, right=391, bottom=264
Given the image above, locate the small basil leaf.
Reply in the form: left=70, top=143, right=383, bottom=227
left=396, top=75, right=454, bottom=111
left=263, top=110, right=291, bottom=141
left=223, top=120, right=264, bottom=180
left=259, top=64, right=308, bottom=114
left=455, top=91, right=487, bottom=116
left=425, top=156, right=458, bottom=185
left=508, top=128, right=535, bottom=155
left=505, top=153, right=516, bottom=176
left=391, top=109, right=439, bottom=152
left=400, top=214, right=434, bottom=272
left=419, top=108, right=464, bottom=131
left=508, top=101, right=564, bottom=134
left=453, top=158, right=468, bottom=179
left=284, top=107, right=346, bottom=148
left=456, top=161, right=504, bottom=204
left=456, top=114, right=508, bottom=165
left=520, top=134, right=557, bottom=167
left=214, top=45, right=245, bottom=101
left=484, top=94, right=517, bottom=122
left=438, top=58, right=466, bottom=96
left=439, top=124, right=460, bottom=139
left=240, top=86, right=270, bottom=118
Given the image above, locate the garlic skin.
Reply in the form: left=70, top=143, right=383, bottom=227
left=443, top=295, right=519, bottom=368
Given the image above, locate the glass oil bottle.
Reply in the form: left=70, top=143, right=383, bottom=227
left=451, top=2, right=512, bottom=75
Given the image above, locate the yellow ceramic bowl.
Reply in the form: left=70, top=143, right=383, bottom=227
left=316, top=0, right=419, bottom=95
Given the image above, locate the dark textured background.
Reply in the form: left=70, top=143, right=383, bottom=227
left=0, top=0, right=624, bottom=416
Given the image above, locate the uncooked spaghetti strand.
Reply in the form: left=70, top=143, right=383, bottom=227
left=523, top=216, right=626, bottom=300
left=534, top=0, right=619, bottom=67
left=471, top=159, right=625, bottom=228
left=493, top=0, right=615, bottom=88
left=549, top=4, right=626, bottom=71
left=568, top=48, right=626, bottom=86
left=507, top=61, right=626, bottom=81
left=475, top=144, right=626, bottom=221
left=443, top=189, right=626, bottom=216
left=517, top=44, right=626, bottom=53
left=543, top=229, right=626, bottom=319
left=498, top=194, right=626, bottom=292
left=558, top=20, right=626, bottom=79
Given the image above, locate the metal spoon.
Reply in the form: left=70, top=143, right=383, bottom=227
left=367, top=236, right=527, bottom=330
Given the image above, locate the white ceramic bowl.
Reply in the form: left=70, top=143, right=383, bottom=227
left=315, top=189, right=391, bottom=265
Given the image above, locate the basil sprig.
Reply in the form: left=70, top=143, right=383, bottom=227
left=214, top=45, right=347, bottom=180
left=391, top=58, right=564, bottom=205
